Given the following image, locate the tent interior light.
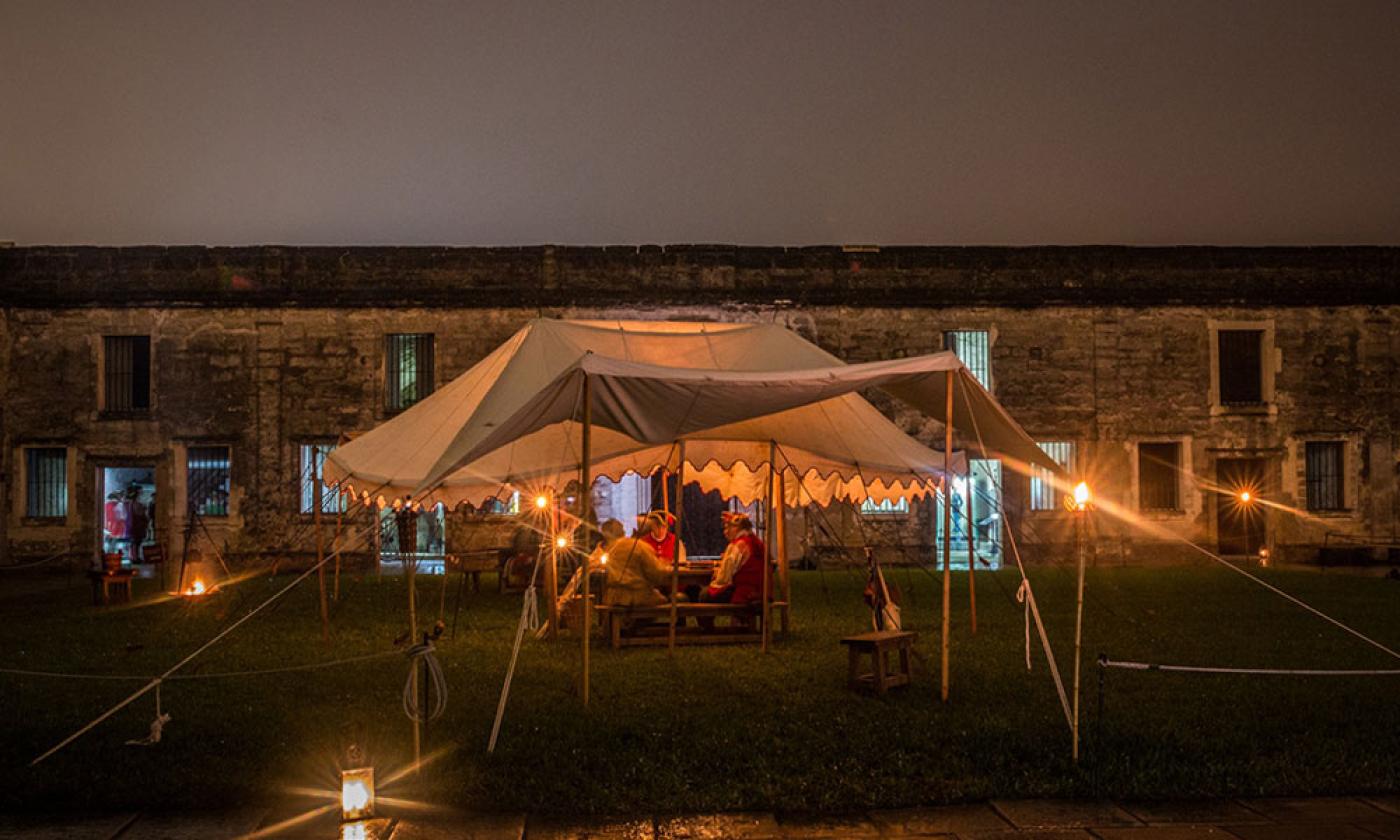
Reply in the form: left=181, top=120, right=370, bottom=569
left=555, top=536, right=569, bottom=549
left=600, top=552, right=609, bottom=565
left=1239, top=490, right=1252, bottom=503
left=534, top=495, right=549, bottom=509
left=340, top=766, right=375, bottom=821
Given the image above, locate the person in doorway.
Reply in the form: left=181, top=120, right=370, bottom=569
left=637, top=510, right=687, bottom=566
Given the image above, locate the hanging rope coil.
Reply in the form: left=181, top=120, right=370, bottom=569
left=1015, top=580, right=1032, bottom=671
left=402, top=641, right=447, bottom=724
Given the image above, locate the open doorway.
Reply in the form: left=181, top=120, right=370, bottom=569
left=1217, top=457, right=1267, bottom=556
left=99, top=465, right=157, bottom=566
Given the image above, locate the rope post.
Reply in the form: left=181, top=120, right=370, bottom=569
left=668, top=441, right=685, bottom=654
left=1095, top=652, right=1107, bottom=787
left=580, top=374, right=592, bottom=707
left=394, top=501, right=421, bottom=773
left=314, top=450, right=329, bottom=643
left=941, top=368, right=953, bottom=703
left=1071, top=503, right=1087, bottom=763
left=333, top=486, right=344, bottom=601
left=776, top=463, right=789, bottom=611
left=966, top=465, right=977, bottom=635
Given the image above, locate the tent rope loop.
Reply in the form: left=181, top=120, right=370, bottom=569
left=125, top=679, right=170, bottom=747
left=523, top=584, right=540, bottom=633
left=402, top=640, right=447, bottom=724
left=1015, top=580, right=1032, bottom=672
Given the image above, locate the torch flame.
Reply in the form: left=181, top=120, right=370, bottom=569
left=1073, top=482, right=1091, bottom=510
left=1239, top=490, right=1252, bottom=503
left=185, top=579, right=206, bottom=596
left=534, top=495, right=549, bottom=509
left=555, top=536, right=568, bottom=549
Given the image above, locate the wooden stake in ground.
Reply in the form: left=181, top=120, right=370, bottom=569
left=966, top=466, right=977, bottom=635
left=580, top=375, right=593, bottom=706
left=668, top=441, right=686, bottom=653
left=941, top=368, right=953, bottom=703
left=314, top=449, right=329, bottom=643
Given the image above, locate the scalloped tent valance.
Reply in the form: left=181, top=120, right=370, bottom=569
left=323, top=319, right=1053, bottom=509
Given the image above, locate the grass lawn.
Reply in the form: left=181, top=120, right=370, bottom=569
left=1, top=564, right=1398, bottom=814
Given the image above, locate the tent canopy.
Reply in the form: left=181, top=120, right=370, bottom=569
left=324, top=319, right=1054, bottom=508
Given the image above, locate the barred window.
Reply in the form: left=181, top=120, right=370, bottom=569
left=860, top=498, right=910, bottom=516
left=26, top=448, right=67, bottom=518
left=944, top=330, right=992, bottom=390
left=187, top=446, right=231, bottom=517
left=1138, top=442, right=1181, bottom=511
left=386, top=333, right=434, bottom=411
left=1030, top=441, right=1075, bottom=511
left=1218, top=329, right=1264, bottom=405
left=103, top=336, right=151, bottom=412
left=1305, top=442, right=1344, bottom=511
left=299, top=443, right=346, bottom=514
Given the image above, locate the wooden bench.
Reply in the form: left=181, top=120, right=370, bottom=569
left=840, top=630, right=917, bottom=694
left=595, top=601, right=789, bottom=649
left=88, top=569, right=136, bottom=606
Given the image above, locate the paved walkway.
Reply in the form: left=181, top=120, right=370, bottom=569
left=2, top=795, right=1398, bottom=839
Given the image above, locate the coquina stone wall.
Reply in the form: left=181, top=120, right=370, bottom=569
left=2, top=245, right=1397, bottom=573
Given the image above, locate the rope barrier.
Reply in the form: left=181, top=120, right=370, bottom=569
left=0, top=650, right=401, bottom=682
left=1100, top=657, right=1400, bottom=677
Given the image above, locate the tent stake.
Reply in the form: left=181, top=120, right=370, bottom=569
left=668, top=441, right=685, bottom=654
left=941, top=369, right=953, bottom=702
left=580, top=374, right=592, bottom=707
left=966, top=465, right=977, bottom=635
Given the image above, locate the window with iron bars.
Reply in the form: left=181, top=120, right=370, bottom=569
left=299, top=443, right=347, bottom=514
left=103, top=336, right=151, bottom=413
left=944, top=330, right=992, bottom=391
left=1030, top=441, right=1074, bottom=511
left=859, top=497, right=910, bottom=516
left=1138, top=441, right=1181, bottom=511
left=1217, top=329, right=1264, bottom=405
left=187, top=446, right=231, bottom=517
left=1304, top=441, right=1344, bottom=511
left=386, top=333, right=434, bottom=411
left=26, top=447, right=67, bottom=518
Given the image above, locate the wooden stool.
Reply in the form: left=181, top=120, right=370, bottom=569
left=841, top=630, right=917, bottom=694
left=88, top=569, right=136, bottom=605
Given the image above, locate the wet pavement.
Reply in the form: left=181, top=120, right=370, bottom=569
left=2, top=795, right=1398, bottom=839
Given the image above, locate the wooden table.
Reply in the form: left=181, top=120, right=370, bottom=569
left=840, top=630, right=917, bottom=694
left=88, top=569, right=136, bottom=605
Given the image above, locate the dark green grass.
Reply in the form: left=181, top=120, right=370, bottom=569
left=1, top=564, right=1397, bottom=813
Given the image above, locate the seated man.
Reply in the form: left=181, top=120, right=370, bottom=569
left=691, top=512, right=768, bottom=628
left=637, top=510, right=687, bottom=566
left=600, top=524, right=673, bottom=609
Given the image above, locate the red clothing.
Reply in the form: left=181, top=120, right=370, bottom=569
left=709, top=531, right=768, bottom=604
left=640, top=531, right=677, bottom=563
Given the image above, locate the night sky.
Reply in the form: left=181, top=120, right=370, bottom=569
left=3, top=1, right=1399, bottom=246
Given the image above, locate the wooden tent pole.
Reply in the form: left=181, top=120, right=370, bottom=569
left=314, top=450, right=329, bottom=643
left=966, top=465, right=977, bottom=635
left=762, top=440, right=775, bottom=653
left=941, top=368, right=953, bottom=703
left=1072, top=505, right=1087, bottom=762
left=776, top=462, right=789, bottom=608
left=668, top=441, right=685, bottom=654
left=580, top=375, right=592, bottom=707
left=333, top=486, right=344, bottom=602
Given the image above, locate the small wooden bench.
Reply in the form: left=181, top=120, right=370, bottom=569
left=88, top=569, right=136, bottom=606
left=840, top=630, right=917, bottom=694
left=595, top=600, right=789, bottom=649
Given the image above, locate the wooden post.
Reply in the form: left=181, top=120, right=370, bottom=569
left=776, top=462, right=789, bottom=607
left=333, top=486, right=344, bottom=601
left=941, top=368, right=953, bottom=703
left=1072, top=506, right=1087, bottom=762
left=668, top=441, right=686, bottom=653
left=395, top=503, right=421, bottom=773
left=762, top=441, right=775, bottom=652
left=580, top=375, right=592, bottom=707
left=966, top=465, right=977, bottom=635
left=314, top=450, right=329, bottom=643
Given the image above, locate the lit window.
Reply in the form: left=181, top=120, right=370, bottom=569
left=299, top=443, right=346, bottom=514
left=1138, top=442, right=1181, bottom=511
left=386, top=334, right=434, bottom=411
left=1030, top=442, right=1074, bottom=511
left=1305, top=441, right=1344, bottom=511
left=944, top=330, right=992, bottom=390
left=187, top=446, right=231, bottom=517
left=25, top=447, right=67, bottom=518
left=103, top=335, right=151, bottom=412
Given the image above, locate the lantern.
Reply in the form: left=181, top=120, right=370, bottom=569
left=340, top=765, right=375, bottom=821
left=1072, top=482, right=1091, bottom=512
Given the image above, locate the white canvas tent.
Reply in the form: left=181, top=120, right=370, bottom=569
left=324, top=319, right=1055, bottom=508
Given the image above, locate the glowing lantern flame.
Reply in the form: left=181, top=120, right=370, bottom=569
left=1239, top=490, right=1252, bottom=503
left=534, top=495, right=549, bottom=509
left=555, top=536, right=569, bottom=549
left=600, top=553, right=609, bottom=565
left=185, top=579, right=207, bottom=596
left=1073, top=482, right=1091, bottom=510
left=340, top=766, right=375, bottom=821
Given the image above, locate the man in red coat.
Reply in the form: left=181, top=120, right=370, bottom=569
left=705, top=511, right=766, bottom=605
left=638, top=510, right=687, bottom=566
